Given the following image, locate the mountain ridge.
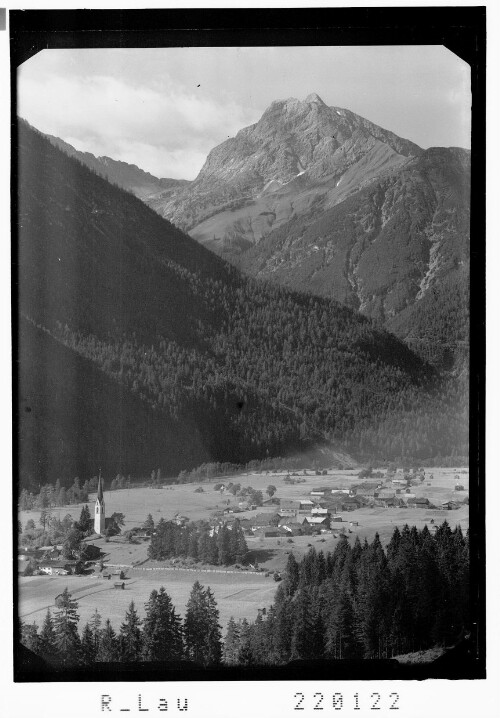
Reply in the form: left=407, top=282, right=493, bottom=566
left=29, top=93, right=470, bottom=367
left=17, top=119, right=468, bottom=487
left=42, top=129, right=189, bottom=200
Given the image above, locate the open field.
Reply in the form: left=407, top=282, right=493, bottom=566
left=18, top=465, right=469, bottom=629
left=19, top=568, right=276, bottom=632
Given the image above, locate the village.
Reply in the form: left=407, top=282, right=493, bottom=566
left=18, top=464, right=469, bottom=632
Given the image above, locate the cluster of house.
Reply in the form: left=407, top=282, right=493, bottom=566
left=214, top=473, right=468, bottom=538
left=18, top=541, right=102, bottom=576
left=18, top=545, right=76, bottom=575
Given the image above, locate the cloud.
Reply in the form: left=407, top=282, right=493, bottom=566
left=17, top=72, right=256, bottom=179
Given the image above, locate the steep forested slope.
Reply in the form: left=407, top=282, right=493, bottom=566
left=18, top=317, right=212, bottom=488
left=16, top=120, right=468, bottom=488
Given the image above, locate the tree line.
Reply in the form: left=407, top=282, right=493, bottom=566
left=222, top=521, right=469, bottom=664
left=20, top=581, right=222, bottom=668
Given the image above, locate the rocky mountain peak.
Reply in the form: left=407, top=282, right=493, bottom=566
left=304, top=92, right=326, bottom=105
left=147, top=95, right=424, bottom=254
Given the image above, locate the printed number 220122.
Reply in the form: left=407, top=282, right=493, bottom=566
left=294, top=692, right=400, bottom=711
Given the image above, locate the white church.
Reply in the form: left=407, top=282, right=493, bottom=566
left=94, top=474, right=107, bottom=535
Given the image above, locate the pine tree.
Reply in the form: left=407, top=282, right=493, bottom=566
left=89, top=608, right=102, bottom=655
left=142, top=587, right=183, bottom=662
left=77, top=505, right=92, bottom=533
left=284, top=553, right=300, bottom=597
left=188, top=529, right=199, bottom=560
left=118, top=601, right=143, bottom=662
left=20, top=620, right=40, bottom=656
left=96, top=619, right=119, bottom=662
left=236, top=618, right=253, bottom=666
left=184, top=581, right=222, bottom=666
left=216, top=524, right=231, bottom=565
left=249, top=612, right=269, bottom=665
left=290, top=588, right=315, bottom=660
left=231, top=520, right=248, bottom=564
left=272, top=583, right=293, bottom=662
left=53, top=587, right=80, bottom=666
left=222, top=617, right=240, bottom=665
left=80, top=623, right=97, bottom=665
left=39, top=608, right=57, bottom=661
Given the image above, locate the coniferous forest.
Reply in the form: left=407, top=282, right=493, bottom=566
left=19, top=522, right=469, bottom=671
left=17, top=121, right=468, bottom=489
left=147, top=519, right=249, bottom=566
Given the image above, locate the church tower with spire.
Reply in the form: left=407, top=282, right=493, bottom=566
left=94, top=474, right=106, bottom=535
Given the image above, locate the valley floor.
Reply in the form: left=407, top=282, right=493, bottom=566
left=18, top=465, right=469, bottom=631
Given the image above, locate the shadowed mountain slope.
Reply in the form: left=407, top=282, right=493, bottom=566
left=16, top=120, right=468, bottom=488
left=44, top=132, right=189, bottom=200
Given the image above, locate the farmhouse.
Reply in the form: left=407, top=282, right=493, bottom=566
left=280, top=500, right=301, bottom=510
left=407, top=497, right=431, bottom=508
left=341, top=496, right=365, bottom=510
left=354, top=482, right=379, bottom=493
left=39, top=560, right=77, bottom=576
left=251, top=513, right=279, bottom=530
left=279, top=522, right=304, bottom=535
left=442, top=500, right=461, bottom=510
left=278, top=508, right=297, bottom=518
left=262, top=497, right=280, bottom=506
left=304, top=516, right=330, bottom=528
left=357, top=488, right=377, bottom=498
left=311, top=507, right=329, bottom=516
left=256, top=528, right=282, bottom=538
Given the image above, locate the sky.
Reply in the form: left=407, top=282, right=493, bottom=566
left=17, top=45, right=471, bottom=180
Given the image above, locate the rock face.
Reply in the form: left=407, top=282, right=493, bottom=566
left=239, top=146, right=470, bottom=323
left=148, top=94, right=422, bottom=249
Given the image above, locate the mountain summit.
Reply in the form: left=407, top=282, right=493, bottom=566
left=146, top=95, right=468, bottom=366
left=148, top=94, right=421, bottom=248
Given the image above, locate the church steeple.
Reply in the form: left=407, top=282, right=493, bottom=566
left=97, top=474, right=104, bottom=502
left=94, top=472, right=106, bottom=535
